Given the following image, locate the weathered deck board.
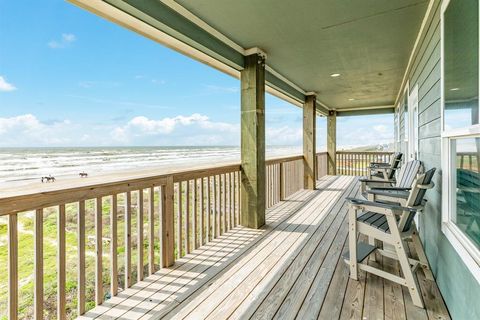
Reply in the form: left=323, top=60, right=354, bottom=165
left=82, top=176, right=450, bottom=320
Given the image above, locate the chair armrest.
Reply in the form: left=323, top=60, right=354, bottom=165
left=366, top=189, right=409, bottom=199
left=370, top=162, right=388, bottom=166
left=369, top=163, right=390, bottom=168
left=359, top=178, right=394, bottom=184
left=346, top=197, right=417, bottom=212
left=370, top=186, right=411, bottom=191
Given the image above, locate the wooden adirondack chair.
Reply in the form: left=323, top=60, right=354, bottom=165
left=360, top=159, right=422, bottom=198
left=344, top=168, right=436, bottom=308
left=368, top=152, right=403, bottom=181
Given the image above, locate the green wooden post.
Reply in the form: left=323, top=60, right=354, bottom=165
left=241, top=52, right=266, bottom=229
left=327, top=110, right=337, bottom=175
left=303, top=95, right=317, bottom=189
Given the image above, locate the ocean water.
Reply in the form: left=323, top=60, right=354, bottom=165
left=0, top=146, right=301, bottom=186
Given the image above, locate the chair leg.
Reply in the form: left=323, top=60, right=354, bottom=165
left=348, top=207, right=358, bottom=280
left=411, top=229, right=434, bottom=281
left=388, top=215, right=424, bottom=308
left=368, top=236, right=376, bottom=262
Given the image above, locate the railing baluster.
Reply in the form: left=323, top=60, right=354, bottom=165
left=193, top=178, right=197, bottom=249
left=206, top=177, right=211, bottom=241
left=214, top=175, right=218, bottom=238
left=8, top=213, right=18, bottom=320
left=232, top=173, right=237, bottom=226
left=177, top=182, right=182, bottom=259
left=125, top=192, right=132, bottom=288
left=95, top=197, right=103, bottom=305
left=34, top=208, right=43, bottom=318
left=280, top=163, right=284, bottom=201
left=216, top=175, right=221, bottom=236
left=137, top=190, right=144, bottom=282
left=161, top=176, right=175, bottom=267
left=185, top=180, right=190, bottom=254
left=229, top=172, right=233, bottom=228
left=111, top=194, right=118, bottom=295
left=222, top=174, right=227, bottom=233
left=200, top=178, right=205, bottom=245
left=158, top=187, right=163, bottom=266
left=237, top=171, right=241, bottom=225
left=58, top=204, right=66, bottom=320
left=148, top=188, right=155, bottom=276
left=77, top=201, right=86, bottom=315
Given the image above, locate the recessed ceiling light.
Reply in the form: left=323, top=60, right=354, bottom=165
left=450, top=87, right=460, bottom=91
left=348, top=98, right=355, bottom=101
left=330, top=73, right=341, bottom=77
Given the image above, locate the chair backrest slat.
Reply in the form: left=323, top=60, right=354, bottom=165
left=396, top=160, right=421, bottom=188
left=387, top=153, right=403, bottom=180
left=401, top=167, right=436, bottom=231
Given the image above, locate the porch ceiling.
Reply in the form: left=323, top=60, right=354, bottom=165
left=70, top=0, right=429, bottom=112
left=175, top=0, right=428, bottom=110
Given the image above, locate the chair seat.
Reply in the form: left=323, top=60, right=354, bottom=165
left=357, top=211, right=399, bottom=233
left=371, top=172, right=384, bottom=178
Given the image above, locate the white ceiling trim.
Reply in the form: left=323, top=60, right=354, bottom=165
left=335, top=105, right=394, bottom=112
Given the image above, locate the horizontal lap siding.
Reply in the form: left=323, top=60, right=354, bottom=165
left=396, top=1, right=480, bottom=318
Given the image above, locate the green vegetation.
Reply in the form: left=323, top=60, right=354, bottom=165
left=0, top=193, right=163, bottom=319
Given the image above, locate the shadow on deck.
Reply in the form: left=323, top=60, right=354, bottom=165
left=81, top=175, right=450, bottom=320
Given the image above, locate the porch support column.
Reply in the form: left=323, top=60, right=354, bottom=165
left=327, top=110, right=337, bottom=175
left=241, top=52, right=266, bottom=229
left=303, top=94, right=316, bottom=189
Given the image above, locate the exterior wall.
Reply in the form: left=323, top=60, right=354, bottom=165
left=396, top=1, right=480, bottom=318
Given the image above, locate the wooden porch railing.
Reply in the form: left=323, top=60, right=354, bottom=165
left=0, top=154, right=307, bottom=319
left=336, top=151, right=394, bottom=176
left=316, top=152, right=328, bottom=179
left=458, top=152, right=480, bottom=171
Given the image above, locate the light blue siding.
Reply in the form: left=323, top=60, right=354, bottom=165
left=397, top=1, right=480, bottom=318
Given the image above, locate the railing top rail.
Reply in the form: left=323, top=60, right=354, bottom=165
left=265, top=154, right=303, bottom=165
left=0, top=154, right=306, bottom=215
left=336, top=151, right=394, bottom=154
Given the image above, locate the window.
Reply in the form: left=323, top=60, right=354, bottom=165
left=449, top=138, right=480, bottom=248
left=441, top=0, right=480, bottom=281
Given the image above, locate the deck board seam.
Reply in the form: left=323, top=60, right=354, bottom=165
left=247, top=178, right=358, bottom=319
left=216, top=178, right=359, bottom=319
left=163, top=177, right=352, bottom=319
left=96, top=185, right=317, bottom=319
left=270, top=180, right=359, bottom=319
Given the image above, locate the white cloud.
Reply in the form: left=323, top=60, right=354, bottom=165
left=266, top=126, right=302, bottom=145
left=337, top=116, right=394, bottom=149
left=112, top=113, right=238, bottom=145
left=0, top=114, right=82, bottom=146
left=62, top=33, right=76, bottom=42
left=0, top=76, right=17, bottom=92
left=373, top=124, right=387, bottom=133
left=48, top=33, right=76, bottom=49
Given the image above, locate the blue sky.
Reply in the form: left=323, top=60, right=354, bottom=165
left=0, top=0, right=393, bottom=148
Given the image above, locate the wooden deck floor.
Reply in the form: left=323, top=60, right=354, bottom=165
left=82, top=176, right=450, bottom=320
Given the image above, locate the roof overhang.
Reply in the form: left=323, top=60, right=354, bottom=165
left=68, top=0, right=430, bottom=117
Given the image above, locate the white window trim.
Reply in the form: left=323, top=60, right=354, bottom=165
left=396, top=104, right=401, bottom=143
left=408, top=84, right=419, bottom=160
left=440, top=0, right=480, bottom=284
left=403, top=81, right=410, bottom=142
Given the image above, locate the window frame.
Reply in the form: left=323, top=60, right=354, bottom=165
left=440, top=0, right=480, bottom=283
